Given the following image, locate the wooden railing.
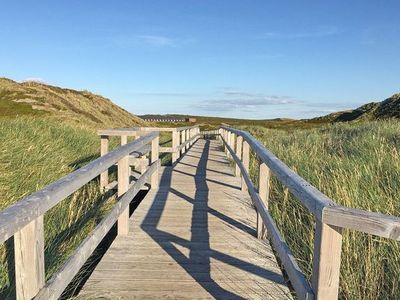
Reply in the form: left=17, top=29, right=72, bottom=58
left=3, top=124, right=398, bottom=300
left=98, top=125, right=200, bottom=192
left=216, top=126, right=400, bottom=300
left=0, top=132, right=161, bottom=300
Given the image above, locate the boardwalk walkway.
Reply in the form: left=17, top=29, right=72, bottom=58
left=78, top=139, right=292, bottom=299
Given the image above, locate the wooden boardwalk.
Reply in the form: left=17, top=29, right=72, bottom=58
left=78, top=139, right=292, bottom=299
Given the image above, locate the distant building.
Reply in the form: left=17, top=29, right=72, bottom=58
left=140, top=115, right=185, bottom=122
left=186, top=117, right=197, bottom=123
left=140, top=115, right=197, bottom=123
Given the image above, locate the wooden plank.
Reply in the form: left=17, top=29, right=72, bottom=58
left=322, top=205, right=400, bottom=240
left=221, top=135, right=313, bottom=300
left=172, top=129, right=180, bottom=163
left=177, top=134, right=199, bottom=150
left=159, top=147, right=174, bottom=153
left=175, top=125, right=199, bottom=132
left=311, top=221, right=342, bottom=300
left=99, top=135, right=109, bottom=192
left=257, top=163, right=270, bottom=239
left=242, top=140, right=249, bottom=192
left=181, top=130, right=186, bottom=154
left=185, top=129, right=189, bottom=151
left=0, top=132, right=159, bottom=244
left=14, top=216, right=45, bottom=300
left=151, top=136, right=159, bottom=188
left=78, top=139, right=293, bottom=300
left=227, top=131, right=232, bottom=158
left=235, top=135, right=242, bottom=177
left=118, top=135, right=130, bottom=236
left=34, top=161, right=160, bottom=300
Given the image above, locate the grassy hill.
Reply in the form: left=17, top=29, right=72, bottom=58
left=0, top=77, right=146, bottom=128
left=0, top=78, right=148, bottom=298
left=312, top=93, right=400, bottom=123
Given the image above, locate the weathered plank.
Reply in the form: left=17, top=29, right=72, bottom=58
left=99, top=135, right=109, bottom=192
left=78, top=139, right=293, bottom=299
left=35, top=161, right=160, bottom=300
left=257, top=163, right=270, bottom=239
left=118, top=135, right=130, bottom=236
left=221, top=134, right=314, bottom=300
left=14, top=216, right=45, bottom=300
left=311, top=221, right=342, bottom=300
left=322, top=205, right=400, bottom=240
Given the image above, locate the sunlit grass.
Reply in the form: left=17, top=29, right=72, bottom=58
left=243, top=121, right=400, bottom=299
left=0, top=117, right=119, bottom=298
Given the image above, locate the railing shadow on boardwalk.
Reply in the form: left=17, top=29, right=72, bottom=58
left=141, top=139, right=286, bottom=299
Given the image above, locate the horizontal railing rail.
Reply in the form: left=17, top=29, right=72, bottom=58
left=98, top=126, right=200, bottom=191
left=220, top=126, right=400, bottom=300
left=0, top=131, right=161, bottom=300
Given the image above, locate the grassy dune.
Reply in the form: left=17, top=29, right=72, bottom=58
left=0, top=116, right=175, bottom=298
left=0, top=78, right=146, bottom=128
left=0, top=117, right=126, bottom=298
left=243, top=121, right=400, bottom=299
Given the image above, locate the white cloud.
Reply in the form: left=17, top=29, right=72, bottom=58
left=194, top=90, right=298, bottom=112
left=110, top=34, right=195, bottom=48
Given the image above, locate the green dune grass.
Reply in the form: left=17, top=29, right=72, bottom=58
left=0, top=117, right=120, bottom=298
left=243, top=121, right=400, bottom=299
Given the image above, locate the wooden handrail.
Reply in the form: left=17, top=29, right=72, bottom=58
left=0, top=131, right=161, bottom=300
left=222, top=126, right=335, bottom=220
left=98, top=126, right=200, bottom=169
left=220, top=126, right=400, bottom=300
left=35, top=161, right=160, bottom=300
left=0, top=132, right=158, bottom=243
left=220, top=131, right=314, bottom=300
left=97, top=125, right=199, bottom=136
left=221, top=126, right=400, bottom=238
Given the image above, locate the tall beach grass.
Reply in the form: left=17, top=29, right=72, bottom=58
left=0, top=117, right=119, bottom=298
left=243, top=121, right=400, bottom=299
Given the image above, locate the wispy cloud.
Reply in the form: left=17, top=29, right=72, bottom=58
left=136, top=35, right=176, bottom=47
left=109, top=34, right=195, bottom=48
left=194, top=89, right=298, bottom=112
left=257, top=26, right=339, bottom=39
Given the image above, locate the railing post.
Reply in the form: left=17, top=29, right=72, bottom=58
left=118, top=135, right=129, bottom=236
left=181, top=130, right=186, bottom=154
left=100, top=135, right=109, bottom=192
left=257, top=163, right=270, bottom=239
left=311, top=221, right=343, bottom=299
left=229, top=132, right=235, bottom=159
left=226, top=131, right=231, bottom=158
left=242, top=140, right=249, bottom=192
left=222, top=129, right=226, bottom=151
left=151, top=135, right=159, bottom=188
left=172, top=129, right=179, bottom=163
left=14, top=216, right=45, bottom=300
left=185, top=129, right=189, bottom=150
left=235, top=135, right=243, bottom=177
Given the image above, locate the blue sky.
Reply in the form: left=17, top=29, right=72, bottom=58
left=1, top=1, right=399, bottom=119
